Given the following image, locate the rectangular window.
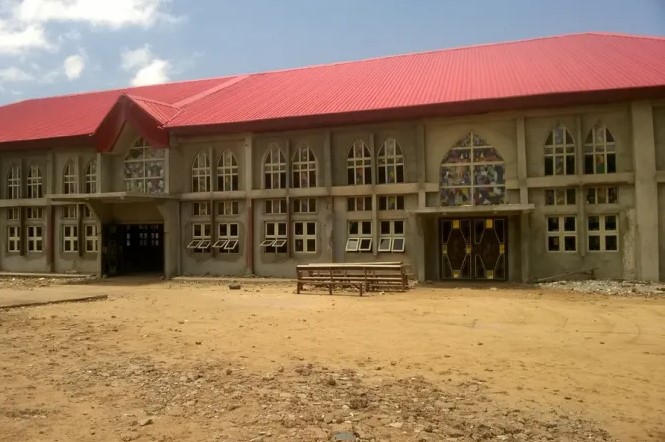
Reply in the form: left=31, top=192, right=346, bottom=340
left=347, top=196, right=372, bottom=212
left=378, top=195, right=404, bottom=211
left=585, top=187, right=618, bottom=205
left=212, top=223, right=240, bottom=253
left=261, top=222, right=287, bottom=253
left=187, top=223, right=212, bottom=252
left=293, top=221, right=317, bottom=253
left=265, top=199, right=287, bottom=214
left=7, top=226, right=21, bottom=252
left=217, top=200, right=239, bottom=216
left=62, top=225, right=78, bottom=253
left=545, top=188, right=576, bottom=206
left=26, top=207, right=44, bottom=220
left=378, top=220, right=406, bottom=253
left=193, top=202, right=211, bottom=216
left=346, top=220, right=372, bottom=252
left=84, top=224, right=98, bottom=253
left=26, top=226, right=43, bottom=253
left=546, top=216, right=577, bottom=252
left=7, top=207, right=20, bottom=220
left=62, top=205, right=78, bottom=219
left=587, top=215, right=619, bottom=252
left=293, top=198, right=316, bottom=213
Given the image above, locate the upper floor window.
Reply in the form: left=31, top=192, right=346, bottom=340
left=217, top=149, right=238, bottom=191
left=124, top=138, right=165, bottom=193
left=291, top=145, right=316, bottom=188
left=347, top=139, right=372, bottom=185
left=584, top=124, right=616, bottom=174
left=7, top=164, right=21, bottom=199
left=377, top=138, right=404, bottom=184
left=27, top=164, right=43, bottom=198
left=440, top=132, right=505, bottom=206
left=192, top=151, right=211, bottom=192
left=544, top=126, right=575, bottom=175
left=63, top=160, right=78, bottom=194
left=263, top=144, right=286, bottom=189
left=84, top=159, right=96, bottom=194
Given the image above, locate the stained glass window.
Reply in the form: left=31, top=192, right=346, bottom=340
left=292, top=144, right=317, bottom=188
left=123, top=138, right=165, bottom=193
left=263, top=143, right=286, bottom=189
left=377, top=138, right=404, bottom=184
left=347, top=139, right=372, bottom=185
left=544, top=126, right=575, bottom=175
left=217, top=149, right=238, bottom=191
left=27, top=164, right=43, bottom=198
left=440, top=132, right=505, bottom=206
left=63, top=160, right=78, bottom=194
left=84, top=160, right=97, bottom=194
left=584, top=124, right=616, bottom=174
left=192, top=151, right=211, bottom=192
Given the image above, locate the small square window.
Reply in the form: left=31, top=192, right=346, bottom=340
left=345, top=238, right=360, bottom=252
left=359, top=238, right=372, bottom=251
left=378, top=238, right=392, bottom=252
left=392, top=238, right=405, bottom=253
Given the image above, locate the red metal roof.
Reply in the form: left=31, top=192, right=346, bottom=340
left=1, top=33, right=664, bottom=148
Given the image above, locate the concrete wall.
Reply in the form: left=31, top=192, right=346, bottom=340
left=659, top=184, right=665, bottom=281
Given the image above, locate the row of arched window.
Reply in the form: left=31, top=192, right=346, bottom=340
left=5, top=160, right=96, bottom=199
left=544, top=123, right=617, bottom=175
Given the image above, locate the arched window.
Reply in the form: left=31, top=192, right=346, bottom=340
left=7, top=164, right=21, bottom=199
left=27, top=164, right=43, bottom=198
left=584, top=124, right=616, bottom=174
left=217, top=149, right=238, bottom=191
left=84, top=160, right=96, bottom=194
left=377, top=138, right=404, bottom=184
left=440, top=132, right=505, bottom=206
left=544, top=126, right=575, bottom=175
left=347, top=139, right=372, bottom=185
left=124, top=138, right=165, bottom=193
left=263, top=143, right=286, bottom=189
left=63, top=160, right=77, bottom=194
left=191, top=151, right=211, bottom=192
left=291, top=144, right=316, bottom=188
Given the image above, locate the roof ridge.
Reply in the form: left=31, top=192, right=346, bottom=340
left=173, top=75, right=250, bottom=107
left=582, top=31, right=665, bottom=41
left=125, top=94, right=180, bottom=108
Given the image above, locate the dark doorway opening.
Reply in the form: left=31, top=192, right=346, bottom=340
left=102, top=224, right=164, bottom=276
left=440, top=217, right=508, bottom=281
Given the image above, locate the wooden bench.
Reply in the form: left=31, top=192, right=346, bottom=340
left=296, top=262, right=409, bottom=296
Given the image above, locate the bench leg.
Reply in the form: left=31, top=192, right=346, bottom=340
left=359, top=285, right=363, bottom=297
left=296, top=282, right=301, bottom=294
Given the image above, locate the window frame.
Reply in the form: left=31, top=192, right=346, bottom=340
left=262, top=221, right=288, bottom=253
left=293, top=221, right=317, bottom=254
left=585, top=187, right=618, bottom=205
left=291, top=144, right=317, bottom=188
left=346, top=220, right=372, bottom=252
left=584, top=124, right=617, bottom=175
left=7, top=164, right=21, bottom=199
left=544, top=126, right=576, bottom=176
left=62, top=224, right=78, bottom=253
left=84, top=159, right=97, bottom=194
left=263, top=144, right=287, bottom=190
left=84, top=223, right=99, bottom=253
left=217, top=200, right=240, bottom=216
left=123, top=138, right=166, bottom=193
left=377, top=138, right=405, bottom=184
left=378, top=219, right=406, bottom=253
left=63, top=160, right=78, bottom=194
left=7, top=225, right=21, bottom=253
left=213, top=222, right=240, bottom=253
left=545, top=188, right=577, bottom=206
left=347, top=139, right=372, bottom=185
left=378, top=195, right=405, bottom=211
left=26, top=164, right=43, bottom=199
left=587, top=214, right=619, bottom=252
left=546, top=215, right=577, bottom=253
left=217, top=149, right=239, bottom=191
left=188, top=223, right=212, bottom=252
left=347, top=196, right=372, bottom=212
left=293, top=198, right=317, bottom=214
left=191, top=151, right=212, bottom=193
left=265, top=198, right=287, bottom=214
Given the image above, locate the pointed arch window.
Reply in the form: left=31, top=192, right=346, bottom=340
left=377, top=138, right=404, bottom=184
left=192, top=151, right=212, bottom=192
left=584, top=124, right=616, bottom=174
left=84, top=159, right=97, bottom=194
left=27, top=164, right=43, bottom=198
left=7, top=164, right=21, bottom=199
left=123, top=138, right=165, bottom=193
left=217, top=149, right=239, bottom=191
left=347, top=139, right=372, bottom=185
left=440, top=132, right=505, bottom=206
left=292, top=144, right=316, bottom=188
left=544, top=126, right=575, bottom=175
left=63, top=160, right=78, bottom=194
left=263, top=143, right=286, bottom=189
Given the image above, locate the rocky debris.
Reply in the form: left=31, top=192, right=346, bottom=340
left=0, top=276, right=92, bottom=290
left=541, top=279, right=665, bottom=297
left=228, top=283, right=242, bottom=290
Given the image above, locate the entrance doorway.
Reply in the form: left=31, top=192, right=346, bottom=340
left=440, top=217, right=507, bottom=280
left=102, top=224, right=164, bottom=276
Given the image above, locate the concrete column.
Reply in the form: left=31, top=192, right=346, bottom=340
left=516, top=117, right=530, bottom=282
left=416, top=123, right=426, bottom=208
left=575, top=116, right=587, bottom=258
left=157, top=200, right=179, bottom=279
left=244, top=135, right=254, bottom=274
left=631, top=101, right=660, bottom=281
left=323, top=130, right=335, bottom=262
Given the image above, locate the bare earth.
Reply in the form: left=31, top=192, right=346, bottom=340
left=0, top=278, right=663, bottom=442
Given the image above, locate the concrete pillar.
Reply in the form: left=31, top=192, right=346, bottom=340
left=631, top=101, right=660, bottom=281
left=323, top=130, right=335, bottom=262
left=157, top=200, right=179, bottom=279
left=516, top=117, right=530, bottom=282
left=244, top=135, right=254, bottom=274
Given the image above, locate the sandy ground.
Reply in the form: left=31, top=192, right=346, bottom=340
left=0, top=277, right=663, bottom=442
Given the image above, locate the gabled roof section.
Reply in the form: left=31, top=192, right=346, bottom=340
left=0, top=32, right=664, bottom=149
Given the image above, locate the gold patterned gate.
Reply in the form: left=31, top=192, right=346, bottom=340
left=440, top=218, right=507, bottom=280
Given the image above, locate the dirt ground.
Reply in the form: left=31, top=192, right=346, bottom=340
left=0, top=277, right=663, bottom=442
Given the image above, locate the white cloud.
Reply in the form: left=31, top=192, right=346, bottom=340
left=131, top=59, right=170, bottom=86
left=0, top=66, right=35, bottom=83
left=14, top=0, right=174, bottom=29
left=121, top=44, right=153, bottom=71
left=0, top=21, right=50, bottom=54
left=63, top=53, right=84, bottom=79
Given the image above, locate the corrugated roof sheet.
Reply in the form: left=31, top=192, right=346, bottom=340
left=0, top=32, right=664, bottom=146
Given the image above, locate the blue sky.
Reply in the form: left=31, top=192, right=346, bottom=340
left=0, top=0, right=663, bottom=105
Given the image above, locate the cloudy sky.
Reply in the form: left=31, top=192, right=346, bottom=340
left=0, top=0, right=663, bottom=105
